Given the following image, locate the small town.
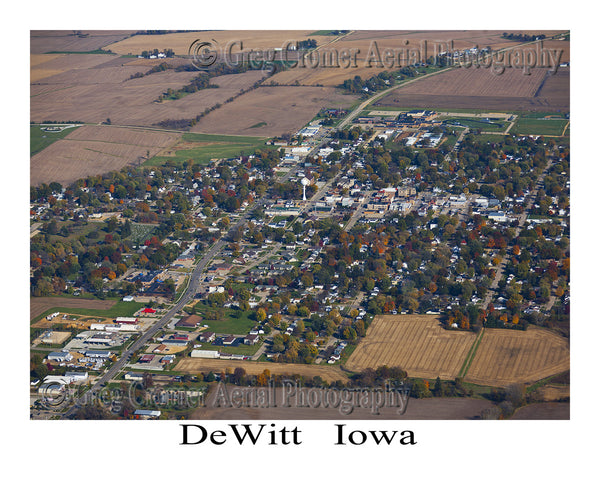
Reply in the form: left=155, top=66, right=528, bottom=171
left=30, top=103, right=569, bottom=420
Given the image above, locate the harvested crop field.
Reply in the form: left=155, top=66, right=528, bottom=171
left=175, top=357, right=350, bottom=384
left=510, top=402, right=569, bottom=420
left=31, top=54, right=267, bottom=127
left=464, top=326, right=570, bottom=387
left=375, top=66, right=569, bottom=112
left=191, top=391, right=494, bottom=420
left=105, top=30, right=318, bottom=56
left=30, top=125, right=181, bottom=186
left=190, top=86, right=358, bottom=137
left=30, top=297, right=117, bottom=321
left=345, top=315, right=476, bottom=380
left=30, top=30, right=134, bottom=54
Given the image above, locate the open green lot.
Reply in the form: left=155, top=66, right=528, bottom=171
left=188, top=303, right=256, bottom=335
left=512, top=117, right=569, bottom=136
left=147, top=133, right=274, bottom=167
left=31, top=124, right=80, bottom=156
left=31, top=300, right=145, bottom=324
left=439, top=116, right=509, bottom=132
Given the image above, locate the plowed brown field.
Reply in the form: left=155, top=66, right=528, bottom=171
left=374, top=66, right=569, bottom=112
left=189, top=86, right=358, bottom=137
left=30, top=125, right=181, bottom=186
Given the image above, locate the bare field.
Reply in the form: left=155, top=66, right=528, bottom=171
left=191, top=391, right=494, bottom=420
left=510, top=402, right=569, bottom=420
left=190, top=86, right=359, bottom=137
left=346, top=315, right=476, bottom=380
left=375, top=66, right=569, bottom=112
left=63, top=125, right=180, bottom=146
left=30, top=297, right=117, bottom=321
left=105, top=30, right=319, bottom=56
left=31, top=55, right=267, bottom=127
left=30, top=30, right=134, bottom=54
left=175, top=357, right=350, bottom=384
left=30, top=125, right=181, bottom=186
left=464, top=326, right=570, bottom=387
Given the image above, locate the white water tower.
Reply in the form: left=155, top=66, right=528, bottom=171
left=301, top=176, right=310, bottom=201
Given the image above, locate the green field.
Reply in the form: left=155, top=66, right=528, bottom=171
left=31, top=124, right=80, bottom=156
left=512, top=117, right=569, bottom=136
left=32, top=300, right=146, bottom=324
left=188, top=303, right=256, bottom=334
left=439, top=117, right=509, bottom=133
left=147, top=133, right=273, bottom=166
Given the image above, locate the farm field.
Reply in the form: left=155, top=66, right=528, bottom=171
left=374, top=66, right=569, bottom=112
left=30, top=53, right=267, bottom=126
left=345, top=315, right=476, bottom=380
left=30, top=125, right=181, bottom=186
left=30, top=30, right=134, bottom=54
left=149, top=132, right=271, bottom=166
left=191, top=392, right=494, bottom=420
left=104, top=30, right=319, bottom=56
left=510, top=402, right=569, bottom=420
left=175, top=357, right=350, bottom=384
left=189, top=86, right=359, bottom=137
left=463, top=326, right=570, bottom=387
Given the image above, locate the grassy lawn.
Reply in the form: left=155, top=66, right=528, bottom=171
left=147, top=133, right=273, bottom=167
left=32, top=301, right=146, bottom=323
left=190, top=303, right=256, bottom=334
left=439, top=117, right=508, bottom=132
left=31, top=124, right=80, bottom=156
left=470, top=133, right=510, bottom=143
left=512, top=117, right=569, bottom=136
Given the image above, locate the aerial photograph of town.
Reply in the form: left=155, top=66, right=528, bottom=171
left=28, top=26, right=574, bottom=425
